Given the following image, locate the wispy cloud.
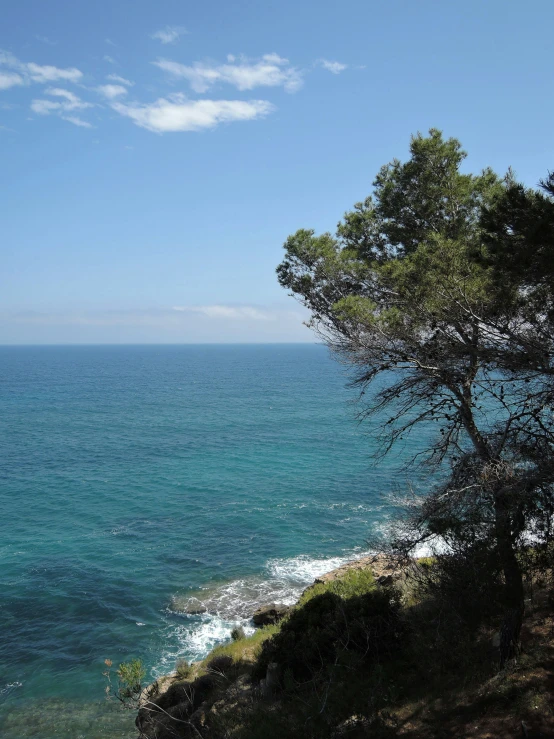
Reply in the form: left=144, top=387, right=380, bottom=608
left=318, top=59, right=348, bottom=74
left=154, top=53, right=303, bottom=93
left=112, top=93, right=274, bottom=133
left=106, top=73, right=134, bottom=86
left=0, top=50, right=83, bottom=84
left=61, top=115, right=93, bottom=128
left=173, top=305, right=272, bottom=320
left=97, top=84, right=128, bottom=100
left=0, top=71, right=24, bottom=90
left=0, top=306, right=313, bottom=343
left=31, top=88, right=94, bottom=126
left=45, top=88, right=84, bottom=103
left=152, top=26, right=187, bottom=45
left=25, top=61, right=82, bottom=83
left=0, top=46, right=347, bottom=136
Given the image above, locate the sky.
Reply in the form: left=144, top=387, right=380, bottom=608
left=1, top=0, right=553, bottom=344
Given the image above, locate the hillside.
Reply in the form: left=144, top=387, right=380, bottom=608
left=132, top=556, right=554, bottom=738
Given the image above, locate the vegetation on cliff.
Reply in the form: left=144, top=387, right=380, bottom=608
left=133, top=131, right=554, bottom=737
left=134, top=557, right=553, bottom=737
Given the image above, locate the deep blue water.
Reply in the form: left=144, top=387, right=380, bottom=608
left=0, top=344, right=430, bottom=737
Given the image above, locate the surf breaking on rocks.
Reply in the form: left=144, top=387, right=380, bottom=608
left=154, top=548, right=372, bottom=674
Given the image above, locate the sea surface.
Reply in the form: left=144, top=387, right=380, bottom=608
left=0, top=344, right=433, bottom=738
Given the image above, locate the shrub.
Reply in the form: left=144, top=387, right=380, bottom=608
left=203, top=624, right=278, bottom=667
left=116, top=658, right=146, bottom=704
left=175, top=658, right=191, bottom=679
left=206, top=654, right=234, bottom=676
left=257, top=581, right=401, bottom=682
left=412, top=543, right=505, bottom=634
left=231, top=625, right=246, bottom=641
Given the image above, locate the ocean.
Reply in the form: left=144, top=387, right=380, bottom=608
left=0, top=344, right=432, bottom=738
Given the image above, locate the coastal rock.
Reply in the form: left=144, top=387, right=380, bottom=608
left=252, top=603, right=290, bottom=626
left=138, top=673, right=176, bottom=707
left=181, top=597, right=208, bottom=615
left=136, top=674, right=217, bottom=738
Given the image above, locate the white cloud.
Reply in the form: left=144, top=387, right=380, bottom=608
left=107, top=73, right=134, bottom=86
left=0, top=50, right=83, bottom=85
left=103, top=55, right=115, bottom=64
left=30, top=99, right=62, bottom=114
left=97, top=84, right=127, bottom=100
left=154, top=53, right=303, bottom=93
left=61, top=115, right=93, bottom=128
left=26, top=62, right=82, bottom=83
left=31, top=88, right=93, bottom=126
left=112, top=94, right=274, bottom=133
left=319, top=59, right=348, bottom=74
left=0, top=71, right=24, bottom=90
left=173, top=305, right=272, bottom=320
left=0, top=50, right=18, bottom=66
left=152, top=26, right=187, bottom=45
left=46, top=87, right=83, bottom=104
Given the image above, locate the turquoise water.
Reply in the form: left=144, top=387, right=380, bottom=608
left=0, top=344, right=429, bottom=737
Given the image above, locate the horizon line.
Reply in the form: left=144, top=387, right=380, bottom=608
left=0, top=341, right=323, bottom=347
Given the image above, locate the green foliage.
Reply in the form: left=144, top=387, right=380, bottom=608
left=102, top=657, right=145, bottom=708
left=299, top=567, right=376, bottom=603
left=480, top=171, right=554, bottom=301
left=237, top=572, right=403, bottom=738
left=277, top=128, right=554, bottom=663
left=257, top=576, right=401, bottom=682
left=203, top=624, right=279, bottom=667
left=117, top=658, right=146, bottom=698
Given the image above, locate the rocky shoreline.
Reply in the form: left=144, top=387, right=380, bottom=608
left=249, top=554, right=403, bottom=625
left=133, top=553, right=418, bottom=737
left=139, top=554, right=405, bottom=712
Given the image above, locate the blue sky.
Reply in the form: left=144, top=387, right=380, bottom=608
left=1, top=0, right=553, bottom=343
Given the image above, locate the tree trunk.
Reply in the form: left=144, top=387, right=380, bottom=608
left=494, top=493, right=524, bottom=667
left=459, top=398, right=525, bottom=665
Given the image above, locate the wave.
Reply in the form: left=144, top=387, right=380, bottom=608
left=153, top=547, right=372, bottom=674
left=0, top=682, right=23, bottom=705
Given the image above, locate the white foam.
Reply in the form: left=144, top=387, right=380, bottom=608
left=266, top=549, right=371, bottom=586
left=1, top=681, right=23, bottom=696
left=153, top=613, right=255, bottom=676
left=154, top=547, right=373, bottom=674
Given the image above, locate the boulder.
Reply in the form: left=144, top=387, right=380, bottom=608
left=182, top=597, right=208, bottom=615
left=252, top=603, right=290, bottom=626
